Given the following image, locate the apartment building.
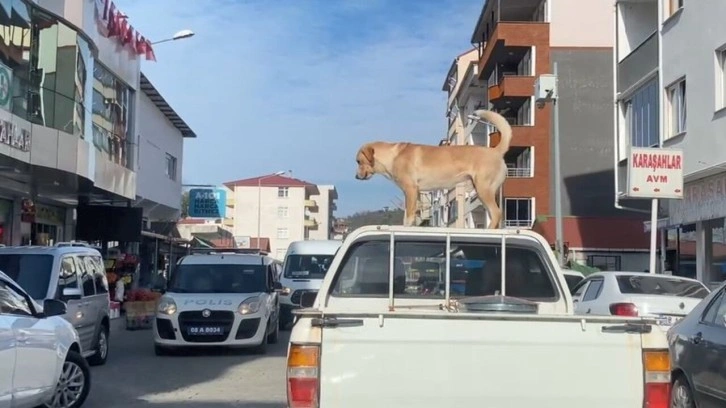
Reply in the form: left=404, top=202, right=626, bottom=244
left=224, top=174, right=337, bottom=259
left=435, top=0, right=651, bottom=270
left=615, top=0, right=726, bottom=284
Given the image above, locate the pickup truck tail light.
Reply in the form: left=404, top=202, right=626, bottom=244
left=643, top=350, right=670, bottom=408
left=610, top=302, right=639, bottom=317
left=287, top=344, right=320, bottom=408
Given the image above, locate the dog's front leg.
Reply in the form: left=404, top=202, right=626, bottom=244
left=402, top=186, right=419, bottom=226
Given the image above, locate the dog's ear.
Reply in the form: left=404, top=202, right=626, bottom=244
left=361, top=145, right=374, bottom=164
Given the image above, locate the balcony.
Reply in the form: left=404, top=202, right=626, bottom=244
left=226, top=196, right=235, bottom=207
left=617, top=32, right=658, bottom=94
left=304, top=199, right=317, bottom=208
left=487, top=47, right=535, bottom=101
left=505, top=146, right=533, bottom=178
left=489, top=97, right=533, bottom=129
left=477, top=22, right=549, bottom=82
left=304, top=215, right=318, bottom=228
left=504, top=197, right=533, bottom=229
left=223, top=218, right=234, bottom=227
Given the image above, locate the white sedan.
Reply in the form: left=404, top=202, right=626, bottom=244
left=0, top=272, right=91, bottom=408
left=570, top=271, right=710, bottom=325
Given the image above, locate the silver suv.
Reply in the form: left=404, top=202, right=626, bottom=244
left=0, top=244, right=112, bottom=366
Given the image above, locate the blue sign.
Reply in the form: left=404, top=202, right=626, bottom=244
left=188, top=188, right=227, bottom=218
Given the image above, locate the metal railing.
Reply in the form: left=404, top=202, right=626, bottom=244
left=506, top=167, right=531, bottom=177
left=504, top=220, right=533, bottom=228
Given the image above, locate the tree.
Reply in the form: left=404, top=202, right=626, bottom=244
left=344, top=208, right=404, bottom=231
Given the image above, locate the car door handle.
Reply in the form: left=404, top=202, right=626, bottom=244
left=690, top=332, right=703, bottom=344
left=586, top=308, right=591, bottom=314
left=16, top=334, right=28, bottom=344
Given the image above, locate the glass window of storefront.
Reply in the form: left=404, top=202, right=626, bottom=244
left=92, top=63, right=134, bottom=169
left=0, top=1, right=90, bottom=138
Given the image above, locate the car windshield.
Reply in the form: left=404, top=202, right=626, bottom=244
left=168, top=264, right=267, bottom=294
left=0, top=254, right=54, bottom=300
left=284, top=254, right=335, bottom=279
left=616, top=275, right=709, bottom=299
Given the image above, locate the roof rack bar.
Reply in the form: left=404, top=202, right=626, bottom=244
left=189, top=247, right=269, bottom=256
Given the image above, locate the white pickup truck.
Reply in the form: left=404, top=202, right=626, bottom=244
left=286, top=226, right=672, bottom=408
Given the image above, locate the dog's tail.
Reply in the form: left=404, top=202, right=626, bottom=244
left=472, top=109, right=513, bottom=155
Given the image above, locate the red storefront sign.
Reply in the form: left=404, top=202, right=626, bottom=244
left=94, top=0, right=156, bottom=61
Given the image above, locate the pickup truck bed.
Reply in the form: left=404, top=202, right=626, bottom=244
left=286, top=226, right=671, bottom=408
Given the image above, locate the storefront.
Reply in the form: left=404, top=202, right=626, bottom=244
left=664, top=171, right=726, bottom=288
left=20, top=201, right=67, bottom=246
left=0, top=198, right=13, bottom=245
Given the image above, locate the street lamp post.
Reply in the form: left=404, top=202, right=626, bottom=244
left=257, top=171, right=291, bottom=249
left=150, top=29, right=195, bottom=45
left=535, top=64, right=563, bottom=267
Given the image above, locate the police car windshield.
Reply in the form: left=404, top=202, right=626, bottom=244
left=168, top=264, right=267, bottom=294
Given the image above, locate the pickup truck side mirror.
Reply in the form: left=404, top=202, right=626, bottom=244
left=61, top=287, right=82, bottom=301
left=42, top=299, right=67, bottom=317
left=300, top=291, right=317, bottom=308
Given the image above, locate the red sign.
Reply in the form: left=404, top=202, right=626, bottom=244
left=94, top=0, right=156, bottom=61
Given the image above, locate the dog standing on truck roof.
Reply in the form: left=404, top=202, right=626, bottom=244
left=354, top=109, right=513, bottom=229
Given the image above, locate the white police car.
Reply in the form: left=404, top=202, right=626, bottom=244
left=153, top=251, right=282, bottom=355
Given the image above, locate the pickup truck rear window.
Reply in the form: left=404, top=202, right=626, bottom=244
left=330, top=239, right=557, bottom=301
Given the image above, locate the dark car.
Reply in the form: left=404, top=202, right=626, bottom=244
left=667, top=281, right=726, bottom=407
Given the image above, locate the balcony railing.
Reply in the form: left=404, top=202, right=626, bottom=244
left=505, top=219, right=533, bottom=228
left=507, top=167, right=531, bottom=178
left=304, top=199, right=317, bottom=208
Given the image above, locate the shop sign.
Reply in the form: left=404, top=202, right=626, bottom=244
left=669, top=172, right=726, bottom=226
left=93, top=0, right=156, bottom=61
left=627, top=147, right=684, bottom=199
left=188, top=189, right=227, bottom=219
left=35, top=204, right=65, bottom=225
left=0, top=61, right=12, bottom=112
left=0, top=120, right=30, bottom=152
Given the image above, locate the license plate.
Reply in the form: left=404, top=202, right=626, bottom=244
left=656, top=315, right=682, bottom=325
left=187, top=326, right=223, bottom=335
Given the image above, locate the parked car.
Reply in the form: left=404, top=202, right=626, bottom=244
left=0, top=271, right=91, bottom=408
left=153, top=250, right=282, bottom=355
left=668, top=281, right=726, bottom=408
left=278, top=239, right=341, bottom=329
left=0, top=244, right=112, bottom=366
left=571, top=271, right=710, bottom=325
left=287, top=225, right=671, bottom=407
left=562, top=268, right=585, bottom=292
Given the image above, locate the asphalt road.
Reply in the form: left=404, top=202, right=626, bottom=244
left=83, top=319, right=289, bottom=407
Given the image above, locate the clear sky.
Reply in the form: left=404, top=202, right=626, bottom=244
left=117, top=0, right=483, bottom=216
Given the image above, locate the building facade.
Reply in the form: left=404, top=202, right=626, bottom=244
left=135, top=72, right=195, bottom=223
left=434, top=0, right=651, bottom=270
left=224, top=174, right=337, bottom=259
left=0, top=0, right=189, bottom=248
left=615, top=0, right=726, bottom=285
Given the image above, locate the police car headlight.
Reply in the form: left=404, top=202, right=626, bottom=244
left=238, top=296, right=260, bottom=315
left=157, top=297, right=177, bottom=315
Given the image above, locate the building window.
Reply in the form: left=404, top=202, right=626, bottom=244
left=277, top=206, right=288, bottom=218
left=666, top=78, right=687, bottom=137
left=447, top=199, right=458, bottom=224
left=717, top=48, right=726, bottom=110
left=624, top=78, right=659, bottom=148
left=504, top=198, right=533, bottom=228
left=165, top=153, right=177, bottom=180
left=277, top=187, right=289, bottom=198
left=664, top=0, right=683, bottom=19
left=586, top=255, right=622, bottom=271
left=277, top=228, right=289, bottom=239
left=91, top=63, right=134, bottom=169
left=0, top=4, right=91, bottom=141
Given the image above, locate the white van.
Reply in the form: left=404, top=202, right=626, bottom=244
left=278, top=240, right=342, bottom=329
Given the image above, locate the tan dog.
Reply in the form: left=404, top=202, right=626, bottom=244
left=355, top=109, right=512, bottom=229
